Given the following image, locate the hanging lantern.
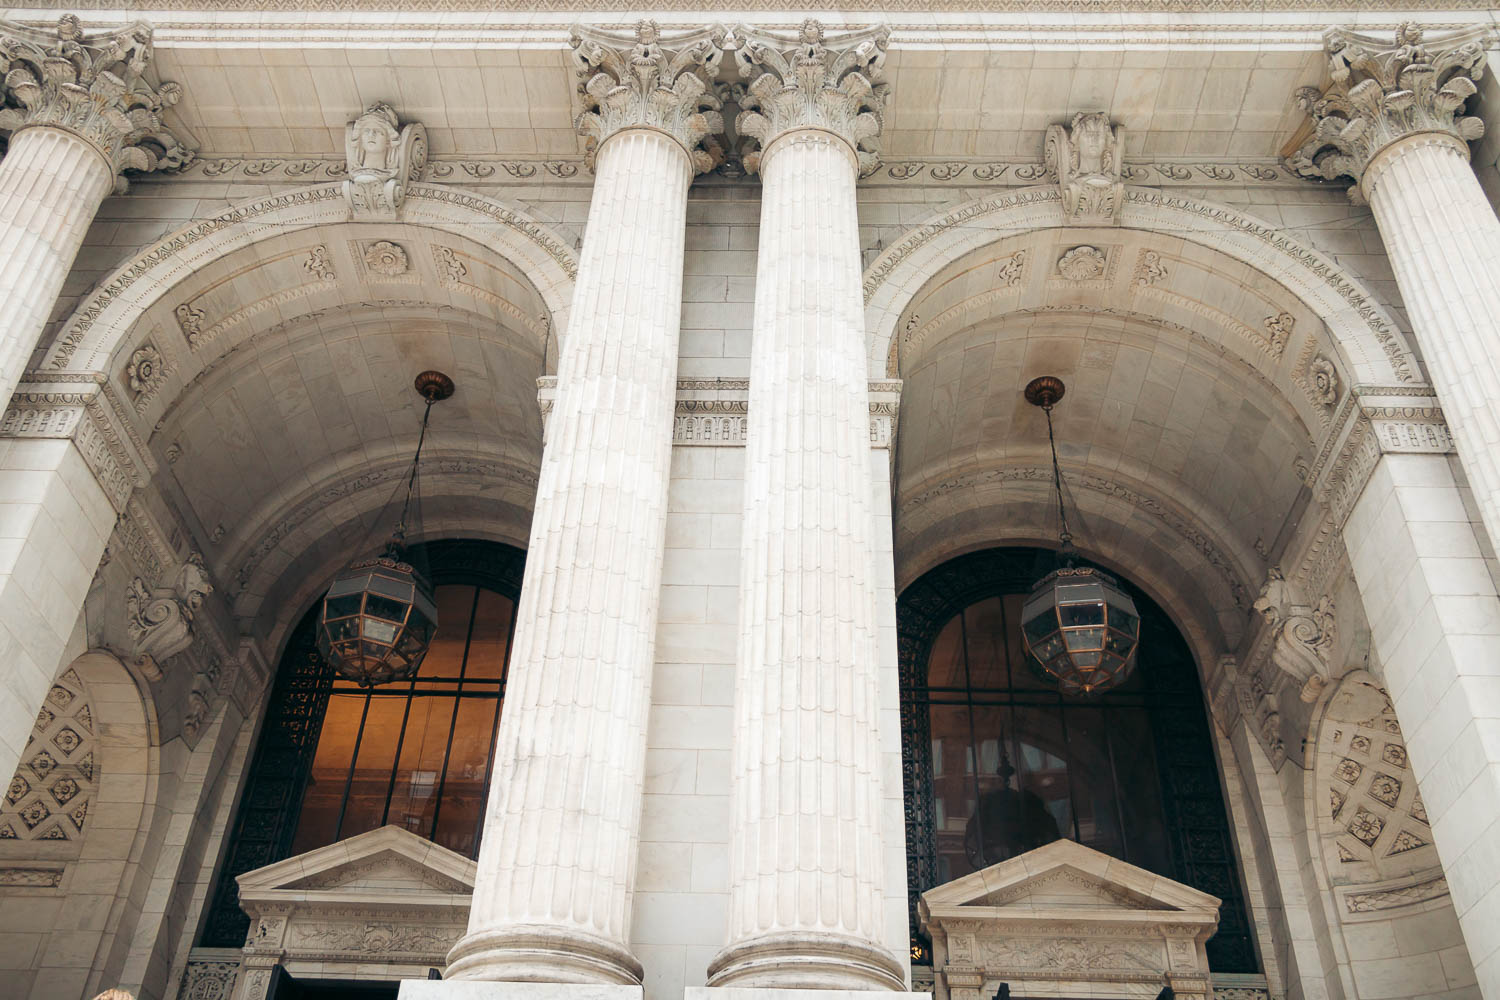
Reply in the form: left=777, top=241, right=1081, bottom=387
left=1018, top=375, right=1142, bottom=695
left=317, top=370, right=453, bottom=687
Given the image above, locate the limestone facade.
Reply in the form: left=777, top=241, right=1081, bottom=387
left=0, top=7, right=1497, bottom=1000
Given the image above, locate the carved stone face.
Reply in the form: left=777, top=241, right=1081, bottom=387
left=1076, top=118, right=1109, bottom=174
left=356, top=121, right=394, bottom=169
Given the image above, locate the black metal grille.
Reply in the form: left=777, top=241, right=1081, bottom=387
left=199, top=539, right=524, bottom=948
left=898, top=547, right=1258, bottom=973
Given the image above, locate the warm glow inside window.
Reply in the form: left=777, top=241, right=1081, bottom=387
left=290, top=584, right=517, bottom=858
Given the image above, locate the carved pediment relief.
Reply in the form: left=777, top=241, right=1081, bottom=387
left=236, top=824, right=476, bottom=903
left=922, top=838, right=1219, bottom=920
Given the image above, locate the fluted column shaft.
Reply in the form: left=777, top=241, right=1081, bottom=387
left=1363, top=133, right=1500, bottom=555
left=0, top=127, right=113, bottom=410
left=446, top=127, right=691, bottom=985
left=710, top=127, right=902, bottom=992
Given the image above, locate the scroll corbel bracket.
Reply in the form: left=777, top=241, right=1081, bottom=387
left=342, top=103, right=427, bottom=222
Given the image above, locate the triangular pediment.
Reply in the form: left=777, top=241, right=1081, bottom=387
left=237, top=825, right=476, bottom=901
left=921, top=839, right=1220, bottom=919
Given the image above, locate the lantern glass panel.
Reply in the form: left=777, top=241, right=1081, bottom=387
left=1063, top=627, right=1104, bottom=651
left=362, top=618, right=399, bottom=644
left=1059, top=602, right=1104, bottom=626
left=365, top=593, right=409, bottom=623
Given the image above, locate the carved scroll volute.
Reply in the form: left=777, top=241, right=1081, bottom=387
left=124, top=552, right=213, bottom=679
left=1289, top=22, right=1489, bottom=202
left=342, top=102, right=427, bottom=221
left=1043, top=111, right=1125, bottom=225
left=1252, top=565, right=1338, bottom=688
left=731, top=18, right=890, bottom=176
left=0, top=14, right=193, bottom=190
left=569, top=20, right=726, bottom=175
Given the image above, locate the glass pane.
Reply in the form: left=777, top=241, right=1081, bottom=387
left=1006, top=704, right=1070, bottom=853
left=337, top=696, right=406, bottom=839
left=1110, top=707, right=1171, bottom=875
left=925, top=616, right=965, bottom=690
left=433, top=698, right=500, bottom=854
left=290, top=692, right=366, bottom=855
left=464, top=589, right=516, bottom=680
left=419, top=585, right=476, bottom=677
left=1065, top=707, right=1125, bottom=858
left=961, top=597, right=1009, bottom=690
left=928, top=703, right=977, bottom=883
left=388, top=696, right=457, bottom=839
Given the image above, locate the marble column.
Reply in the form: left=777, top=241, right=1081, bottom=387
left=443, top=22, right=724, bottom=986
left=708, top=21, right=905, bottom=992
left=0, top=16, right=190, bottom=413
left=1290, top=24, right=1500, bottom=553
left=1292, top=24, right=1500, bottom=998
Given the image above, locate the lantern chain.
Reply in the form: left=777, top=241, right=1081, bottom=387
left=393, top=396, right=435, bottom=546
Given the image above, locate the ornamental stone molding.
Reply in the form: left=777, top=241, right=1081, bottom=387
left=920, top=839, right=1221, bottom=1000
left=1044, top=112, right=1125, bottom=224
left=342, top=103, right=426, bottom=221
left=570, top=20, right=726, bottom=174
left=124, top=552, right=212, bottom=680
left=1250, top=566, right=1337, bottom=686
left=0, top=375, right=154, bottom=512
left=731, top=19, right=890, bottom=176
left=1289, top=22, right=1489, bottom=203
left=0, top=15, right=192, bottom=189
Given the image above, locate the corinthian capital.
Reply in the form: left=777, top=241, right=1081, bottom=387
left=731, top=19, right=890, bottom=176
left=1289, top=22, right=1489, bottom=201
left=0, top=15, right=193, bottom=190
left=570, top=20, right=726, bottom=175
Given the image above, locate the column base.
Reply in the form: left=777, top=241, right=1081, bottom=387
left=688, top=988, right=929, bottom=1000
left=443, top=926, right=644, bottom=985
left=399, top=984, right=642, bottom=1000
left=706, top=932, right=908, bottom=992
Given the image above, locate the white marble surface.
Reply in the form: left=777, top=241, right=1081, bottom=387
left=400, top=983, right=643, bottom=1000
left=447, top=127, right=692, bottom=985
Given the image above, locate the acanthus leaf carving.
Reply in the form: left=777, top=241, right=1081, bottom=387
left=1289, top=22, right=1488, bottom=202
left=342, top=103, right=426, bottom=221
left=0, top=15, right=194, bottom=189
left=570, top=20, right=726, bottom=175
left=1043, top=112, right=1125, bottom=224
left=732, top=19, right=890, bottom=177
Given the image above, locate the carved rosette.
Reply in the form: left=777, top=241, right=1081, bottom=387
left=569, top=20, right=726, bottom=175
left=0, top=15, right=192, bottom=189
left=732, top=19, right=890, bottom=176
left=1289, top=22, right=1488, bottom=202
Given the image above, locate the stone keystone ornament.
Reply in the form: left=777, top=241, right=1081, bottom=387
left=1044, top=111, right=1125, bottom=225
left=731, top=18, right=890, bottom=176
left=343, top=103, right=427, bottom=221
left=1289, top=21, right=1488, bottom=203
left=570, top=20, right=726, bottom=175
left=0, top=14, right=193, bottom=190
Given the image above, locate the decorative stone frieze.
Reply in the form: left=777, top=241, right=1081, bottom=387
left=0, top=15, right=192, bottom=186
left=1289, top=23, right=1487, bottom=203
left=342, top=103, right=426, bottom=221
left=570, top=20, right=726, bottom=173
left=732, top=19, right=890, bottom=176
left=1043, top=112, right=1125, bottom=224
left=920, top=840, right=1221, bottom=1000
left=124, top=552, right=212, bottom=680
left=0, top=376, right=154, bottom=512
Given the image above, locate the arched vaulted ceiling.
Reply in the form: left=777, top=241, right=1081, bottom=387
left=892, top=227, right=1341, bottom=657
left=111, top=222, right=554, bottom=644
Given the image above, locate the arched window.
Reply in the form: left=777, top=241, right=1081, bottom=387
left=202, top=539, right=523, bottom=948
left=900, top=548, right=1256, bottom=973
